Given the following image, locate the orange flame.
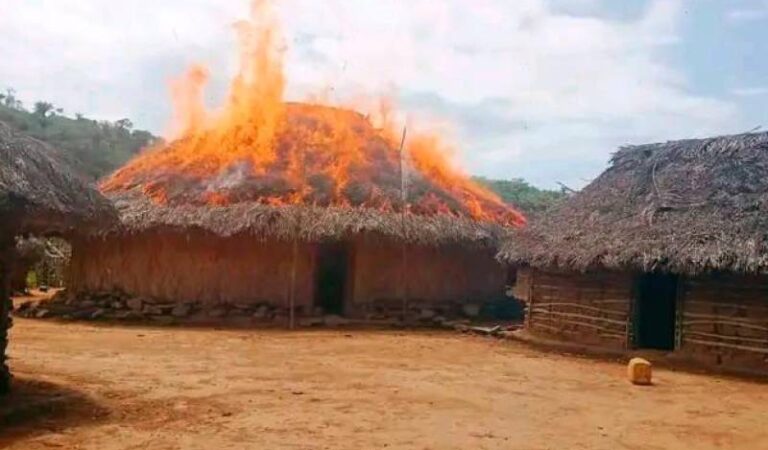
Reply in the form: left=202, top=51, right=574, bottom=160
left=101, top=0, right=525, bottom=227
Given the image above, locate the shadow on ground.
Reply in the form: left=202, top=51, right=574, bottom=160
left=0, top=377, right=109, bottom=445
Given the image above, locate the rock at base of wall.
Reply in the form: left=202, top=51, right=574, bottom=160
left=462, top=304, right=481, bottom=318
left=208, top=308, right=228, bottom=318
left=252, top=305, right=271, bottom=319
left=171, top=304, right=192, bottom=318
left=299, top=317, right=324, bottom=327
left=126, top=298, right=143, bottom=312
left=323, top=315, right=349, bottom=327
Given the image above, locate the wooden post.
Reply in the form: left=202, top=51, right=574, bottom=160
left=0, top=237, right=14, bottom=394
left=674, top=275, right=685, bottom=351
left=398, top=126, right=409, bottom=319
left=525, top=268, right=535, bottom=329
left=624, top=274, right=640, bottom=350
left=288, top=238, right=299, bottom=330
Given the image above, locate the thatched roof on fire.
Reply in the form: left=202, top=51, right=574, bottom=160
left=0, top=120, right=117, bottom=235
left=499, top=131, right=768, bottom=274
left=102, top=104, right=519, bottom=247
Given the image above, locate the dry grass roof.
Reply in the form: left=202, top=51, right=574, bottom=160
left=101, top=104, right=519, bottom=248
left=0, top=120, right=116, bottom=235
left=109, top=190, right=508, bottom=247
left=499, top=131, right=768, bottom=274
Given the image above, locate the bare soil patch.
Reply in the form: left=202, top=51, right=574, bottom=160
left=2, top=314, right=767, bottom=449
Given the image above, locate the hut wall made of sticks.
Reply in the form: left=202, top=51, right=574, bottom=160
left=515, top=267, right=768, bottom=373
left=69, top=230, right=507, bottom=316
left=679, top=274, right=768, bottom=372
left=69, top=231, right=317, bottom=308
left=516, top=267, right=633, bottom=351
left=348, top=235, right=506, bottom=316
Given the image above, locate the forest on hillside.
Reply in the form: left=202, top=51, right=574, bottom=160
left=0, top=88, right=158, bottom=181
left=0, top=87, right=564, bottom=214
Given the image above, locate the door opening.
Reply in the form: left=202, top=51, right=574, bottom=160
left=315, top=243, right=349, bottom=315
left=634, top=273, right=678, bottom=350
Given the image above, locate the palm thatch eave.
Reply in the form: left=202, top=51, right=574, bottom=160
left=102, top=189, right=511, bottom=248
left=0, top=120, right=117, bottom=236
left=498, top=131, right=768, bottom=275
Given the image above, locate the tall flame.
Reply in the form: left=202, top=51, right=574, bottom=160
left=101, top=0, right=525, bottom=227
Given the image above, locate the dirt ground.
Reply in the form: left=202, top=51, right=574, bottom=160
left=1, top=303, right=767, bottom=449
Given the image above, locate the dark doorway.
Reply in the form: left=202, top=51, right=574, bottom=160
left=634, top=273, right=678, bottom=350
left=315, top=243, right=349, bottom=315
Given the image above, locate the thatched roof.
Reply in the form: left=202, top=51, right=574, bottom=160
left=0, top=120, right=116, bottom=235
left=499, top=131, right=768, bottom=274
left=109, top=190, right=507, bottom=247
left=101, top=103, right=521, bottom=247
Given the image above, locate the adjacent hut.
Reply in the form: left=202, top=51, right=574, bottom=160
left=70, top=104, right=524, bottom=320
left=0, top=120, right=116, bottom=393
left=499, top=132, right=768, bottom=374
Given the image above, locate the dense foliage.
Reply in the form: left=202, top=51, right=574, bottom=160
left=474, top=176, right=566, bottom=216
left=0, top=87, right=159, bottom=180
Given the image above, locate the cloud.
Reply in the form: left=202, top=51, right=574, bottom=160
left=0, top=0, right=741, bottom=188
left=727, top=6, right=768, bottom=22
left=731, top=87, right=768, bottom=97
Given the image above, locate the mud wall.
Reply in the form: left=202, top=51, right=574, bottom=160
left=523, top=268, right=633, bottom=350
left=680, top=274, right=768, bottom=373
left=349, top=236, right=506, bottom=314
left=69, top=231, right=316, bottom=307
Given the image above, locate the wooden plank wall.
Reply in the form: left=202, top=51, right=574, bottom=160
left=524, top=268, right=634, bottom=350
left=680, top=274, right=768, bottom=371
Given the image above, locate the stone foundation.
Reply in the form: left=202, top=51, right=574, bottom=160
left=14, top=289, right=518, bottom=328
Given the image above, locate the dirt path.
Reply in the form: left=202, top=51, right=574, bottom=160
left=2, top=317, right=767, bottom=450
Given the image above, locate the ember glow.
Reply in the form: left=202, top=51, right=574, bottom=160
left=101, top=0, right=525, bottom=227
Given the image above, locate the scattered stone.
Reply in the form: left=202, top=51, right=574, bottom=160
left=252, top=305, right=270, bottom=319
left=627, top=358, right=653, bottom=385
left=111, top=301, right=125, bottom=310
left=228, top=307, right=252, bottom=317
left=126, top=298, right=143, bottom=312
left=150, top=303, right=174, bottom=314
left=208, top=308, right=228, bottom=318
left=149, top=316, right=176, bottom=325
left=462, top=304, right=481, bottom=318
left=143, top=305, right=164, bottom=316
left=299, top=316, right=324, bottom=327
left=72, top=310, right=93, bottom=320
left=419, top=308, right=436, bottom=320
left=453, top=323, right=470, bottom=332
left=432, top=315, right=447, bottom=325
left=171, top=304, right=192, bottom=318
left=90, top=309, right=106, bottom=320
left=233, top=303, right=252, bottom=311
left=109, top=311, right=134, bottom=320
left=323, top=315, right=349, bottom=327
left=80, top=300, right=96, bottom=308
left=35, top=309, right=50, bottom=319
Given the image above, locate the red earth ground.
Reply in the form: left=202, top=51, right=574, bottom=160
left=1, top=293, right=767, bottom=449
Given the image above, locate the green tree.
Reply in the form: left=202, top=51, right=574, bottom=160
left=474, top=177, right=566, bottom=216
left=33, top=101, right=55, bottom=127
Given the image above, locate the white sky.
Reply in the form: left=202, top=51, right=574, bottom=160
left=0, top=0, right=749, bottom=187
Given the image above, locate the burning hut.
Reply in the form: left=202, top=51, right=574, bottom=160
left=499, top=132, right=768, bottom=374
left=67, top=2, right=524, bottom=322
left=0, top=120, right=115, bottom=393
left=69, top=102, right=524, bottom=321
